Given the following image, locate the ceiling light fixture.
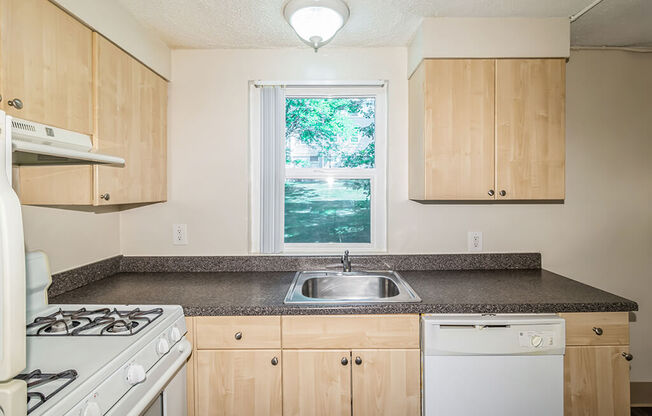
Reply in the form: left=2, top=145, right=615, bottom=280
left=284, top=0, right=350, bottom=52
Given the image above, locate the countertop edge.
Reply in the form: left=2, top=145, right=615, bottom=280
left=181, top=301, right=638, bottom=317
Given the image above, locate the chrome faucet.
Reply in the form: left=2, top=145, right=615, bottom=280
left=341, top=250, right=352, bottom=272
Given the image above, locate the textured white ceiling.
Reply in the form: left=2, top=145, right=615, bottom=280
left=116, top=0, right=652, bottom=49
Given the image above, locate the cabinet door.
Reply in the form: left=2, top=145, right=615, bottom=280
left=564, top=346, right=631, bottom=416
left=0, top=0, right=92, bottom=133
left=94, top=34, right=167, bottom=205
left=196, top=349, right=282, bottom=416
left=496, top=59, right=565, bottom=200
left=283, top=350, right=351, bottom=416
left=422, top=59, right=495, bottom=200
left=351, top=349, right=420, bottom=416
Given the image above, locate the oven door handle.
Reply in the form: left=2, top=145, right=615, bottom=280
left=122, top=339, right=191, bottom=416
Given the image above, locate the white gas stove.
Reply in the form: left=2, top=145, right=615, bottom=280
left=15, top=253, right=191, bottom=416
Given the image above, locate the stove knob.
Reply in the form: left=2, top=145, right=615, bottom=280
left=530, top=335, right=543, bottom=348
left=82, top=401, right=102, bottom=416
left=170, top=327, right=182, bottom=343
left=125, top=364, right=147, bottom=385
left=157, top=338, right=170, bottom=355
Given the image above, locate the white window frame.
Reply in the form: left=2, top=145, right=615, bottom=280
left=250, top=83, right=388, bottom=254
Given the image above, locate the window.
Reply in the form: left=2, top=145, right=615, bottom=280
left=251, top=84, right=387, bottom=253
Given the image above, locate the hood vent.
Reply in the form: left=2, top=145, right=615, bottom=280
left=11, top=118, right=125, bottom=166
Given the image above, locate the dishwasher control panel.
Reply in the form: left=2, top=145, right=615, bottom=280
left=421, top=314, right=566, bottom=356
left=518, top=330, right=555, bottom=348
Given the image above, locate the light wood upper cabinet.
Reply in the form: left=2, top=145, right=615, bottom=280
left=496, top=59, right=566, bottom=200
left=564, top=346, right=631, bottom=416
left=351, top=349, right=420, bottom=416
left=409, top=59, right=495, bottom=200
left=0, top=0, right=92, bottom=134
left=409, top=58, right=565, bottom=201
left=94, top=34, right=167, bottom=205
left=197, top=349, right=282, bottom=416
left=15, top=32, right=167, bottom=206
left=283, top=350, right=352, bottom=416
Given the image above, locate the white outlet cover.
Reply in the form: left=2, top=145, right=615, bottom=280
left=467, top=231, right=482, bottom=252
left=173, top=224, right=188, bottom=245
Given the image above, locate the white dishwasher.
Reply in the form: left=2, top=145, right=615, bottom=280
left=422, top=314, right=565, bottom=416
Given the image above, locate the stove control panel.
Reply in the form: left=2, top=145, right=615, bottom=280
left=66, top=311, right=188, bottom=416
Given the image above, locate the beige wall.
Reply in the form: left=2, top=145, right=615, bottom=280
left=21, top=206, right=120, bottom=273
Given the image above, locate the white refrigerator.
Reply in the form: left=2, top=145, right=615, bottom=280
left=0, top=110, right=27, bottom=415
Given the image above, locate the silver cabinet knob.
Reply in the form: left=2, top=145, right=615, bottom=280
left=623, top=352, right=633, bottom=361
left=354, top=356, right=362, bottom=365
left=0, top=94, right=3, bottom=103
left=499, top=190, right=507, bottom=197
left=488, top=190, right=495, bottom=196
left=7, top=98, right=23, bottom=109
left=592, top=327, right=603, bottom=336
left=234, top=331, right=242, bottom=340
left=271, top=357, right=278, bottom=366
left=341, top=357, right=348, bottom=366
left=100, top=193, right=110, bottom=201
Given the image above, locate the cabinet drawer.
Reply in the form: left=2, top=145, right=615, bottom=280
left=559, top=312, right=629, bottom=346
left=195, top=316, right=281, bottom=349
left=282, top=315, right=419, bottom=349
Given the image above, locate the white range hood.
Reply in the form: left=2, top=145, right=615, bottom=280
left=10, top=117, right=125, bottom=166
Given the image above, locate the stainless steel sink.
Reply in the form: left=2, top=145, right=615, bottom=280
left=284, top=270, right=421, bottom=304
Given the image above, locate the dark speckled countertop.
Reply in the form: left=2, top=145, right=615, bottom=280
left=50, top=269, right=638, bottom=315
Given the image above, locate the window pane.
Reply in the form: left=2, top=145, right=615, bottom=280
left=285, top=97, right=375, bottom=168
left=284, top=179, right=371, bottom=243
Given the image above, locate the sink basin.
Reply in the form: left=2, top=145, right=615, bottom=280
left=284, top=271, right=421, bottom=304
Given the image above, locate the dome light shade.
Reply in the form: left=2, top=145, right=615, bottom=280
left=284, top=0, right=350, bottom=52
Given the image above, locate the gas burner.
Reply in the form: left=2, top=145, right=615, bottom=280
left=43, top=318, right=81, bottom=334
left=103, top=319, right=139, bottom=334
left=15, top=369, right=77, bottom=414
left=27, top=307, right=163, bottom=336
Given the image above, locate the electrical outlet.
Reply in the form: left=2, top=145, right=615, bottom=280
left=467, top=231, right=482, bottom=252
left=173, top=224, right=188, bottom=245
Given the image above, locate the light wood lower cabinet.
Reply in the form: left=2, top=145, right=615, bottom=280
left=560, top=312, right=631, bottom=416
left=189, top=314, right=420, bottom=416
left=564, top=346, right=631, bottom=416
left=196, top=350, right=282, bottom=416
left=351, top=349, right=420, bottom=416
left=185, top=317, right=195, bottom=416
left=283, top=350, right=351, bottom=416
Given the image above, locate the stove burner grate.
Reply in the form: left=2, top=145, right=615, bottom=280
left=15, top=369, right=77, bottom=414
left=27, top=307, right=163, bottom=337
